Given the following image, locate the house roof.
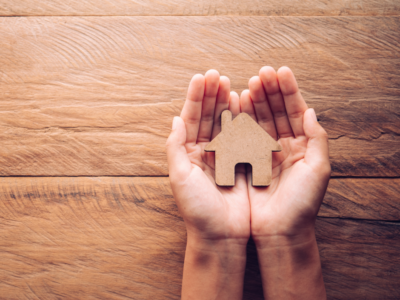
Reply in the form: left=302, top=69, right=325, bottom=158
left=205, top=112, right=282, bottom=152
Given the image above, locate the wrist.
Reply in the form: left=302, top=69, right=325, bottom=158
left=186, top=232, right=248, bottom=266
left=255, top=230, right=319, bottom=270
left=181, top=233, right=247, bottom=300
left=254, top=228, right=326, bottom=300
left=253, top=225, right=316, bottom=250
left=251, top=215, right=317, bottom=249
left=185, top=224, right=250, bottom=250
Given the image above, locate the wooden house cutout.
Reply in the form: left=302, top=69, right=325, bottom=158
left=205, top=110, right=282, bottom=186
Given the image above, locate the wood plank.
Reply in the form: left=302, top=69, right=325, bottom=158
left=245, top=217, right=400, bottom=300
left=321, top=178, right=400, bottom=220
left=1, top=100, right=399, bottom=177
left=316, top=218, right=400, bottom=300
left=0, top=176, right=398, bottom=225
left=320, top=101, right=400, bottom=177
left=0, top=177, right=185, bottom=300
left=0, top=17, right=399, bottom=176
left=1, top=0, right=399, bottom=16
left=2, top=17, right=400, bottom=105
left=0, top=177, right=399, bottom=299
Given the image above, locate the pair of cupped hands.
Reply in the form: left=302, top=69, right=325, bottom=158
left=166, top=66, right=331, bottom=253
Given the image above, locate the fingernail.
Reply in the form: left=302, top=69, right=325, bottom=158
left=172, top=117, right=179, bottom=130
left=310, top=108, right=317, bottom=122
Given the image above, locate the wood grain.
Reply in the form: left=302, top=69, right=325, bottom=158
left=322, top=180, right=400, bottom=299
left=317, top=218, right=400, bottom=300
left=0, top=17, right=399, bottom=176
left=0, top=177, right=185, bottom=300
left=246, top=217, right=400, bottom=300
left=0, top=176, right=398, bottom=223
left=0, top=177, right=399, bottom=299
left=321, top=178, right=400, bottom=221
left=1, top=17, right=400, bottom=105
left=1, top=1, right=397, bottom=299
left=1, top=0, right=400, bottom=16
left=1, top=100, right=399, bottom=177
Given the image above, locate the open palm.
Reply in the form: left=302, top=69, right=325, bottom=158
left=167, top=70, right=250, bottom=244
left=167, top=67, right=329, bottom=299
left=239, top=66, right=331, bottom=242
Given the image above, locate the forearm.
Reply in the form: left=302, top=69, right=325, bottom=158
left=255, top=229, right=326, bottom=300
left=181, top=234, right=248, bottom=300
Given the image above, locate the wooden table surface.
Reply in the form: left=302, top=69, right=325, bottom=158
left=1, top=1, right=399, bottom=299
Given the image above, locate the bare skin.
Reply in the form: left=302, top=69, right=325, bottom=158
left=166, top=70, right=250, bottom=300
left=166, top=66, right=330, bottom=299
left=245, top=66, right=330, bottom=299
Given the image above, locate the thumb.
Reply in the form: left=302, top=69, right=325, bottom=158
left=166, top=116, right=192, bottom=183
left=303, top=108, right=331, bottom=177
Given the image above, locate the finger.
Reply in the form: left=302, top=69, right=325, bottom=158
left=277, top=67, right=308, bottom=137
left=211, top=76, right=231, bottom=140
left=248, top=75, right=278, bottom=140
left=197, top=70, right=220, bottom=143
left=239, top=89, right=257, bottom=121
left=303, top=109, right=331, bottom=179
left=228, top=91, right=240, bottom=118
left=259, top=66, right=293, bottom=138
left=166, top=117, right=192, bottom=183
left=180, top=74, right=205, bottom=144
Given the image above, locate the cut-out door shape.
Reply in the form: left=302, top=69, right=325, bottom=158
left=205, top=110, right=282, bottom=186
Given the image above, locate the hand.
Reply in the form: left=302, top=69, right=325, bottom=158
left=242, top=66, right=330, bottom=299
left=241, top=66, right=330, bottom=242
left=167, top=69, right=250, bottom=244
left=166, top=70, right=250, bottom=299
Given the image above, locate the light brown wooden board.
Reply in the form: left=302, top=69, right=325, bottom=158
left=1, top=0, right=399, bottom=16
left=0, top=177, right=185, bottom=300
left=317, top=218, right=400, bottom=300
left=1, top=17, right=399, bottom=106
left=1, top=177, right=399, bottom=221
left=320, top=178, right=400, bottom=221
left=0, top=177, right=399, bottom=299
left=244, top=218, right=400, bottom=300
left=1, top=100, right=399, bottom=177
left=0, top=3, right=398, bottom=300
left=205, top=111, right=282, bottom=186
left=0, top=17, right=399, bottom=177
